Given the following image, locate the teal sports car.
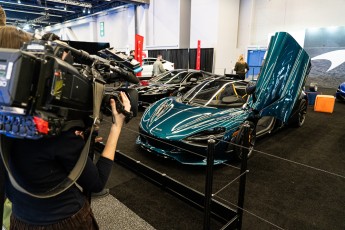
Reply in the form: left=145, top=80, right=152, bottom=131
left=137, top=32, right=311, bottom=165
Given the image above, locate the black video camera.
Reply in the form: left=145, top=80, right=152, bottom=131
left=98, top=48, right=143, bottom=75
left=0, top=40, right=139, bottom=139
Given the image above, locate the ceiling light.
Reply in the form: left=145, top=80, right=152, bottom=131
left=88, top=8, right=90, bottom=14
left=17, top=0, right=21, bottom=3
left=82, top=8, right=86, bottom=13
left=64, top=5, right=67, bottom=11
left=46, top=0, right=92, bottom=8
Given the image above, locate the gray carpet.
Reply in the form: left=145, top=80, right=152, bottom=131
left=91, top=195, right=156, bottom=230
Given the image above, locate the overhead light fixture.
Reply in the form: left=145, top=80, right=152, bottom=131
left=88, top=8, right=90, bottom=14
left=0, top=1, right=75, bottom=13
left=17, top=14, right=50, bottom=29
left=46, top=0, right=92, bottom=8
left=3, top=8, right=62, bottom=17
left=17, top=0, right=21, bottom=3
left=82, top=8, right=86, bottom=13
left=64, top=5, right=67, bottom=11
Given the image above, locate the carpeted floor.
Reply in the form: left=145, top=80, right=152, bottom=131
left=91, top=195, right=156, bottom=230
left=97, top=87, right=345, bottom=230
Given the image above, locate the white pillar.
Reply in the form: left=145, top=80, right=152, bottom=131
left=89, top=17, right=97, bottom=42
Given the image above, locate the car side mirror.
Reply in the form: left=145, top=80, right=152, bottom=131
left=246, top=85, right=257, bottom=102
left=246, top=85, right=256, bottom=95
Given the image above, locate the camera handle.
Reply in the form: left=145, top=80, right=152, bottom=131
left=112, top=94, right=133, bottom=124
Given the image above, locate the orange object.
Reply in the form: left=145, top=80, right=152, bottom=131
left=314, top=95, right=335, bottom=113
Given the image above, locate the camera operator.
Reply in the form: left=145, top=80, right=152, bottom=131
left=0, top=6, right=6, bottom=26
left=0, top=25, right=131, bottom=229
left=0, top=26, right=32, bottom=49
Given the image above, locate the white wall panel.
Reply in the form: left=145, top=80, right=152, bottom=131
left=44, top=0, right=345, bottom=74
left=190, top=0, right=240, bottom=74
left=146, top=0, right=179, bottom=48
left=45, top=6, right=135, bottom=51
left=67, top=23, right=89, bottom=41
left=247, top=0, right=345, bottom=46
left=215, top=0, right=240, bottom=74
left=96, top=6, right=135, bottom=50
left=190, top=0, right=218, bottom=48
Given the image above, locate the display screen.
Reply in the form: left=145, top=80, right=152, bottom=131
left=0, top=63, right=6, bottom=79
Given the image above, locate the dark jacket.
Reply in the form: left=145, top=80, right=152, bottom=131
left=5, top=130, right=113, bottom=224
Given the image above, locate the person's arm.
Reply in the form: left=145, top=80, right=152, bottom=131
left=77, top=92, right=131, bottom=192
left=101, top=91, right=130, bottom=161
left=234, top=62, right=238, bottom=72
left=246, top=63, right=249, bottom=72
left=158, top=62, right=166, bottom=73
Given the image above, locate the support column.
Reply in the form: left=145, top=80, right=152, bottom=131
left=89, top=18, right=97, bottom=42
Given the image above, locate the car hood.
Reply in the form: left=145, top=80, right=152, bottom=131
left=249, top=32, right=311, bottom=122
left=140, top=98, right=250, bottom=140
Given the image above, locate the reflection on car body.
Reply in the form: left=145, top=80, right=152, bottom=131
left=136, top=32, right=311, bottom=165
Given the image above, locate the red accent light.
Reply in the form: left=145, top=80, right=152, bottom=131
left=33, top=117, right=49, bottom=134
left=140, top=80, right=149, bottom=86
left=54, top=71, right=61, bottom=77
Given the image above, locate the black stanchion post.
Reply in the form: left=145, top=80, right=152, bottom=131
left=0, top=161, right=4, bottom=228
left=237, top=122, right=250, bottom=229
left=203, top=136, right=215, bottom=230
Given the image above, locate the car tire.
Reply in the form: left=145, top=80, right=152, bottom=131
left=233, top=121, right=256, bottom=161
left=293, top=99, right=307, bottom=127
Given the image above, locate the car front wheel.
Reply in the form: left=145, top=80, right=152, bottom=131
left=294, top=99, right=307, bottom=127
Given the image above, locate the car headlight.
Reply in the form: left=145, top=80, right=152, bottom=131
left=183, top=127, right=226, bottom=146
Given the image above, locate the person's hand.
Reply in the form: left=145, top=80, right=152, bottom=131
left=120, top=91, right=131, bottom=112
left=109, top=91, right=131, bottom=126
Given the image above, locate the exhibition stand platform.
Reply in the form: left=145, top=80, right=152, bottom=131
left=95, top=87, right=345, bottom=230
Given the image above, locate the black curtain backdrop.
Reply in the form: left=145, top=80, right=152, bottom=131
left=148, top=48, right=214, bottom=72
left=189, top=48, right=214, bottom=72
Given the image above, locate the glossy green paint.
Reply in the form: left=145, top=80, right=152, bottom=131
left=138, top=32, right=311, bottom=165
left=248, top=32, right=311, bottom=122
left=140, top=98, right=250, bottom=140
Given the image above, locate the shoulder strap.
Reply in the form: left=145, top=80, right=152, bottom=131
left=0, top=81, right=104, bottom=198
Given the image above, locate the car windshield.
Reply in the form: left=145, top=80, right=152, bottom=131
left=181, top=79, right=248, bottom=108
left=152, top=71, right=188, bottom=84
